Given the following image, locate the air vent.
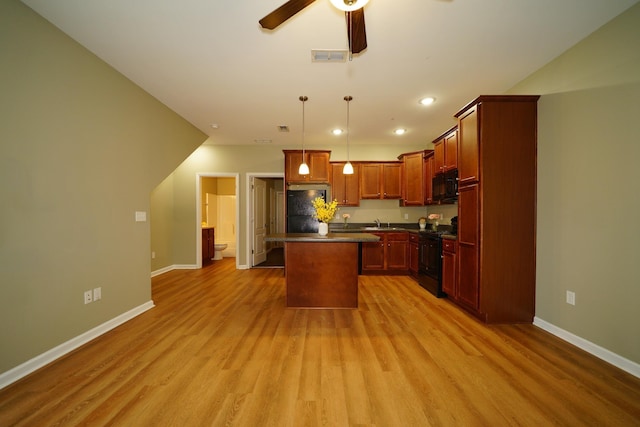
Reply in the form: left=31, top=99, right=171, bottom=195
left=254, top=139, right=272, bottom=144
left=311, top=49, right=348, bottom=62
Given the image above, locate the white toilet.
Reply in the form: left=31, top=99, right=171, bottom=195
left=213, top=243, right=228, bottom=260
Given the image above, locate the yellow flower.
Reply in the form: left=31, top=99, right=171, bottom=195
left=311, top=197, right=339, bottom=223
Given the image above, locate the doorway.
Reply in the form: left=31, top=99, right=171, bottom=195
left=197, top=173, right=239, bottom=269
left=247, top=174, right=284, bottom=268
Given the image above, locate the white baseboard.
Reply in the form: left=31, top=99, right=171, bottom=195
left=151, top=264, right=197, bottom=277
left=0, top=300, right=155, bottom=391
left=533, top=317, right=639, bottom=379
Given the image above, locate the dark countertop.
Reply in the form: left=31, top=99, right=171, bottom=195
left=329, top=225, right=458, bottom=239
left=265, top=233, right=381, bottom=243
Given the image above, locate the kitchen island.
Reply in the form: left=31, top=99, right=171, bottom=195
left=265, top=233, right=380, bottom=308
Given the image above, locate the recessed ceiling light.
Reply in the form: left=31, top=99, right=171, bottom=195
left=278, top=125, right=290, bottom=132
left=210, top=123, right=219, bottom=129
left=332, top=129, right=343, bottom=135
left=394, top=128, right=407, bottom=135
left=419, top=97, right=436, bottom=106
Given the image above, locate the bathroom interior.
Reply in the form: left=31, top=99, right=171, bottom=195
left=201, top=177, right=237, bottom=260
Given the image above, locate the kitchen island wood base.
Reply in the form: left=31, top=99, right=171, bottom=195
left=285, top=241, right=359, bottom=308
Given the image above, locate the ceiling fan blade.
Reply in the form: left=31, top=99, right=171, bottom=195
left=346, top=9, right=367, bottom=54
left=259, top=0, right=317, bottom=30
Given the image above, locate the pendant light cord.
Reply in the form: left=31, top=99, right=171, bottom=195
left=300, top=95, right=307, bottom=159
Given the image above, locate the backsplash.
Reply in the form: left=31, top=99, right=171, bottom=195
left=331, top=199, right=458, bottom=226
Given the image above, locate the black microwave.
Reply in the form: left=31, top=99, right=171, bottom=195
left=432, top=169, right=458, bottom=202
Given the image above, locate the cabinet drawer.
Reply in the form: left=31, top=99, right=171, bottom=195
left=409, top=233, right=419, bottom=243
left=386, top=232, right=408, bottom=241
left=442, top=239, right=456, bottom=253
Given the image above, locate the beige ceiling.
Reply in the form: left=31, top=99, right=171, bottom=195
left=21, top=0, right=639, bottom=147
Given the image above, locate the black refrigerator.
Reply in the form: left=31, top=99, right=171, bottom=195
left=286, top=189, right=326, bottom=233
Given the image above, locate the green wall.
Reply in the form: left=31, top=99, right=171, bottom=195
left=0, top=0, right=207, bottom=374
left=508, top=3, right=640, bottom=363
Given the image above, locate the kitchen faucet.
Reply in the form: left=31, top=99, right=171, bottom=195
left=374, top=218, right=381, bottom=228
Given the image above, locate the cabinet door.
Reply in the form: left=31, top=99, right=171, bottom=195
left=331, top=163, right=360, bottom=206
left=308, top=152, right=330, bottom=183
left=344, top=163, right=360, bottom=206
left=330, top=163, right=347, bottom=204
left=386, top=233, right=408, bottom=271
left=457, top=183, right=479, bottom=310
left=360, top=164, right=381, bottom=199
left=434, top=139, right=445, bottom=174
left=458, top=105, right=479, bottom=185
left=444, top=128, right=458, bottom=171
left=285, top=151, right=306, bottom=183
left=382, top=163, right=402, bottom=199
left=361, top=238, right=385, bottom=271
left=402, top=153, right=424, bottom=206
left=424, top=155, right=434, bottom=205
left=442, top=241, right=457, bottom=296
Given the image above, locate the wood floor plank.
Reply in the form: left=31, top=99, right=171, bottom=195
left=1, top=258, right=639, bottom=426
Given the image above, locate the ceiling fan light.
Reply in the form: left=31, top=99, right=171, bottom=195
left=330, top=0, right=370, bottom=12
left=299, top=162, right=310, bottom=175
left=343, top=161, right=354, bottom=175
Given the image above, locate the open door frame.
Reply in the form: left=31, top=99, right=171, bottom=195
left=246, top=172, right=284, bottom=268
left=195, top=172, right=240, bottom=269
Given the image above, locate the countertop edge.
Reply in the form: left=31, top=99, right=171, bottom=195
left=265, top=233, right=381, bottom=243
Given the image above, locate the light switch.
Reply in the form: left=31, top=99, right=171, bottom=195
left=135, top=211, right=147, bottom=222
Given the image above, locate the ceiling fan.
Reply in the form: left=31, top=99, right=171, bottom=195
left=259, top=0, right=368, bottom=54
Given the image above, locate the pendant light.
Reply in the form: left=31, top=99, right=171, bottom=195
left=298, top=95, right=310, bottom=175
left=343, top=96, right=354, bottom=175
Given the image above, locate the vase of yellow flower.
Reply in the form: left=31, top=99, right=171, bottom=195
left=311, top=197, right=339, bottom=236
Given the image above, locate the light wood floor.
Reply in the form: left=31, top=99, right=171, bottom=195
left=1, top=258, right=639, bottom=426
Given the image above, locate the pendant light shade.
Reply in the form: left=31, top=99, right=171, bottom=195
left=298, top=95, right=309, bottom=175
left=343, top=161, right=354, bottom=175
left=343, top=95, right=354, bottom=175
left=330, top=0, right=369, bottom=12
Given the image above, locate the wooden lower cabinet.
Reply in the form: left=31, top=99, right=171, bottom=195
left=361, top=232, right=409, bottom=274
left=457, top=183, right=480, bottom=310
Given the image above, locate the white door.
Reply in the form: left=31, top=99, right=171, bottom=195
left=252, top=177, right=267, bottom=266
left=275, top=191, right=285, bottom=248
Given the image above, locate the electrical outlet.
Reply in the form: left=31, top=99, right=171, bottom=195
left=84, top=290, right=93, bottom=304
left=404, top=214, right=409, bottom=220
left=151, top=251, right=156, bottom=259
left=93, top=287, right=102, bottom=301
left=566, top=290, right=576, bottom=306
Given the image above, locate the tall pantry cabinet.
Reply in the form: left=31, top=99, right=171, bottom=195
left=454, top=95, right=539, bottom=323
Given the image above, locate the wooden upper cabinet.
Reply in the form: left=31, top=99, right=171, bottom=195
left=359, top=162, right=402, bottom=199
left=444, top=128, right=458, bottom=171
left=330, top=162, right=360, bottom=206
left=399, top=151, right=429, bottom=206
left=432, top=126, right=458, bottom=175
left=423, top=153, right=435, bottom=205
left=283, top=150, right=331, bottom=184
left=457, top=106, right=479, bottom=185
